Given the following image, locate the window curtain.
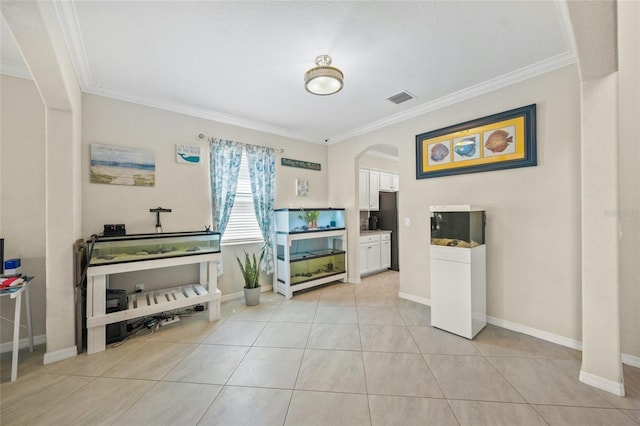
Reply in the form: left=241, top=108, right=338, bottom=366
left=245, top=144, right=276, bottom=273
left=209, top=138, right=243, bottom=274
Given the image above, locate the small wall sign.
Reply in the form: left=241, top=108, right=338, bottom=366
left=176, top=144, right=201, bottom=164
left=281, top=157, right=321, bottom=171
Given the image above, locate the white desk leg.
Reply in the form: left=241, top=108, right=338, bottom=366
left=87, top=275, right=107, bottom=354
left=24, top=285, right=34, bottom=352
left=11, top=292, right=22, bottom=382
left=201, top=260, right=220, bottom=322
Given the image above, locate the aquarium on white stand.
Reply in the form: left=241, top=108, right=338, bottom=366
left=430, top=205, right=486, bottom=339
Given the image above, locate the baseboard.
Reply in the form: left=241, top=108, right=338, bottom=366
left=43, top=345, right=77, bottom=365
left=486, top=315, right=583, bottom=351
left=398, top=292, right=431, bottom=306
left=0, top=334, right=47, bottom=354
left=622, top=353, right=640, bottom=368
left=221, top=285, right=273, bottom=302
left=579, top=369, right=625, bottom=396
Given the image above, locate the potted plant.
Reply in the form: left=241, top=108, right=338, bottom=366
left=299, top=210, right=320, bottom=229
left=236, top=246, right=266, bottom=306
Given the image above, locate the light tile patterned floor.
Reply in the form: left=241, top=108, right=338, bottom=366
left=1, top=271, right=639, bottom=425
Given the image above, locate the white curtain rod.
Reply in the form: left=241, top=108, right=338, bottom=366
left=198, top=133, right=284, bottom=154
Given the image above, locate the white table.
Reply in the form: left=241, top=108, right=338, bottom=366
left=0, top=276, right=34, bottom=382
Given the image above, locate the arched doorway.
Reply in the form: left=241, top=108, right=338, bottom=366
left=355, top=144, right=400, bottom=283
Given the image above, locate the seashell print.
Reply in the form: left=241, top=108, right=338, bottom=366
left=454, top=137, right=477, bottom=157
left=430, top=143, right=449, bottom=162
left=485, top=130, right=513, bottom=153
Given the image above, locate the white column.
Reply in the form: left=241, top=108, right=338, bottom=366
left=579, top=73, right=624, bottom=396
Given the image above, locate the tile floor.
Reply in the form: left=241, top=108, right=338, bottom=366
left=1, top=271, right=639, bottom=425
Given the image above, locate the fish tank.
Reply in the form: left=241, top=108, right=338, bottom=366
left=430, top=206, right=485, bottom=248
left=275, top=208, right=345, bottom=234
left=89, top=231, right=221, bottom=266
left=278, top=249, right=346, bottom=285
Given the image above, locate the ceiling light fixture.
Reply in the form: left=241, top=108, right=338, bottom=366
left=304, top=55, right=344, bottom=96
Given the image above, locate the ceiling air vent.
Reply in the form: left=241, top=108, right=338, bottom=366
left=386, top=90, right=416, bottom=105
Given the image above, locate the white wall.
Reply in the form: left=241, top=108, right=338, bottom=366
left=0, top=75, right=47, bottom=347
left=82, top=94, right=328, bottom=296
left=329, top=65, right=583, bottom=342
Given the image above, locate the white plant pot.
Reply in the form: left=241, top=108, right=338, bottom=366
left=244, top=286, right=261, bottom=306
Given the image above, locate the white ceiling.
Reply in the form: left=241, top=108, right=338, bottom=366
left=1, top=1, right=575, bottom=145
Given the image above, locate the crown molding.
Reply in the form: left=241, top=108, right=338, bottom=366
left=328, top=51, right=577, bottom=144
left=0, top=62, right=32, bottom=80
left=53, top=0, right=91, bottom=89
left=83, top=82, right=321, bottom=144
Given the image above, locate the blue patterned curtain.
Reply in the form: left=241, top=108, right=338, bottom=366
left=210, top=138, right=243, bottom=273
left=245, top=144, right=276, bottom=273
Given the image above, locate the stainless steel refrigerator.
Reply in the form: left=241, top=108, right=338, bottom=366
left=372, top=192, right=399, bottom=271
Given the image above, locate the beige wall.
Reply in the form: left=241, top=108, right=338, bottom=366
left=618, top=0, right=640, bottom=361
left=358, top=153, right=399, bottom=172
left=82, top=94, right=328, bottom=296
left=329, top=65, right=583, bottom=342
left=0, top=75, right=47, bottom=346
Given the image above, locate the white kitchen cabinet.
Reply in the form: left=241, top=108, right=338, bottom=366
left=359, top=231, right=391, bottom=276
left=380, top=233, right=391, bottom=270
left=359, top=169, right=380, bottom=211
left=359, top=169, right=369, bottom=210
left=368, top=170, right=380, bottom=210
left=392, top=173, right=400, bottom=191
left=378, top=171, right=399, bottom=192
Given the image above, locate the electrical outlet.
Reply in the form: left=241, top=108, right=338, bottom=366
left=135, top=283, right=145, bottom=292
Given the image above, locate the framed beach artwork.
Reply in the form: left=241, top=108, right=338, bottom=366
left=90, top=144, right=156, bottom=187
left=416, top=104, right=536, bottom=179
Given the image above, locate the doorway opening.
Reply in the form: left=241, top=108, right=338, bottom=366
left=356, top=144, right=400, bottom=280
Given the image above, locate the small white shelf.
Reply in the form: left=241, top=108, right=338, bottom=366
left=86, top=283, right=212, bottom=328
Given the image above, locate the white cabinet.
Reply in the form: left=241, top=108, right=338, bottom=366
left=359, top=231, right=391, bottom=276
left=368, top=170, right=380, bottom=210
left=359, top=169, right=380, bottom=210
left=359, top=234, right=380, bottom=276
left=375, top=171, right=399, bottom=192
left=431, top=245, right=486, bottom=339
left=380, top=233, right=391, bottom=270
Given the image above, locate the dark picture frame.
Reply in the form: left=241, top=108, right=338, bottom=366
left=416, top=104, right=536, bottom=179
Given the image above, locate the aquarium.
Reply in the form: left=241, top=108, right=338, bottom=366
left=89, top=231, right=221, bottom=266
left=282, top=249, right=346, bottom=285
left=430, top=206, right=485, bottom=248
left=275, top=208, right=346, bottom=234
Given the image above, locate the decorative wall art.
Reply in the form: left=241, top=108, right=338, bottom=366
left=90, top=144, right=155, bottom=187
left=176, top=144, right=201, bottom=164
left=415, top=104, right=536, bottom=179
left=281, top=157, right=321, bottom=171
left=296, top=179, right=309, bottom=197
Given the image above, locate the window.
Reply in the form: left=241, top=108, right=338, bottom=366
left=221, top=150, right=263, bottom=245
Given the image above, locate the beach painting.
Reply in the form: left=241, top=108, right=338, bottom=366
left=90, top=144, right=155, bottom=187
